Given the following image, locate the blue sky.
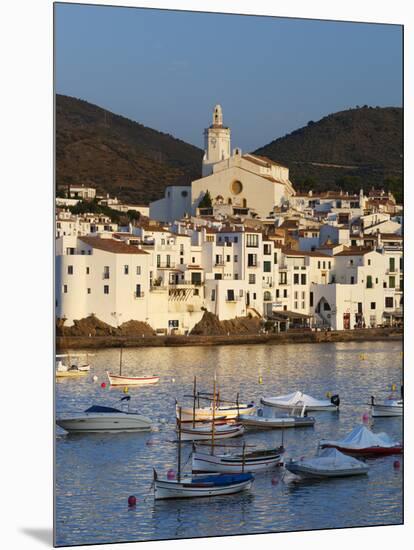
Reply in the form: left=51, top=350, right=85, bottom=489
left=55, top=3, right=402, bottom=151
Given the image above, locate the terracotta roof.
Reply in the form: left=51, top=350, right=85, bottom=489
left=380, top=233, right=403, bottom=240
left=334, top=247, right=373, bottom=256
left=79, top=236, right=148, bottom=254
left=282, top=247, right=330, bottom=258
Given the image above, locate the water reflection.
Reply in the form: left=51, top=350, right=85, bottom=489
left=55, top=341, right=402, bottom=546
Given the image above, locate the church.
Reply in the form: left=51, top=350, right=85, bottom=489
left=150, top=105, right=296, bottom=222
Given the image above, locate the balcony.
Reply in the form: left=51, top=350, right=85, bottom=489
left=156, top=262, right=176, bottom=269
left=247, top=261, right=261, bottom=269
left=226, top=296, right=242, bottom=302
left=134, top=291, right=145, bottom=299
left=214, top=260, right=225, bottom=266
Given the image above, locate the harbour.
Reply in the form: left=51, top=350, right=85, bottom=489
left=55, top=340, right=403, bottom=546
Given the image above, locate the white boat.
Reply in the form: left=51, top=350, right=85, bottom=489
left=153, top=470, right=254, bottom=500
left=107, top=372, right=159, bottom=386
left=285, top=448, right=369, bottom=478
left=56, top=361, right=88, bottom=378
left=177, top=402, right=255, bottom=422
left=370, top=395, right=403, bottom=417
left=319, top=425, right=403, bottom=456
left=192, top=446, right=284, bottom=473
left=261, top=391, right=340, bottom=411
left=239, top=404, right=315, bottom=429
left=56, top=354, right=93, bottom=372
left=179, top=423, right=244, bottom=441
left=56, top=396, right=152, bottom=433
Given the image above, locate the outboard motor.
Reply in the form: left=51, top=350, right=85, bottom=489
left=257, top=408, right=264, bottom=417
left=330, top=394, right=340, bottom=408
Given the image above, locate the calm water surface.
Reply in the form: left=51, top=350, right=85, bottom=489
left=55, top=341, right=403, bottom=546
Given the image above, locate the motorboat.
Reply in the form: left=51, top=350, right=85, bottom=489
left=238, top=403, right=315, bottom=429
left=107, top=372, right=159, bottom=386
left=370, top=393, right=403, bottom=417
left=153, top=470, right=254, bottom=500
left=319, top=425, right=403, bottom=456
left=56, top=396, right=152, bottom=433
left=56, top=354, right=93, bottom=373
left=261, top=391, right=340, bottom=411
left=285, top=448, right=369, bottom=478
left=56, top=361, right=88, bottom=378
left=192, top=445, right=284, bottom=473
left=179, top=423, right=245, bottom=441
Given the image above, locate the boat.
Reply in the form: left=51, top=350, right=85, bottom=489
left=55, top=361, right=88, bottom=378
left=319, top=425, right=403, bottom=456
left=370, top=388, right=403, bottom=417
left=261, top=390, right=340, bottom=411
left=238, top=403, right=315, bottom=429
left=153, top=405, right=254, bottom=499
left=285, top=448, right=369, bottom=478
left=192, top=445, right=284, bottom=473
left=106, top=346, right=159, bottom=386
left=56, top=353, right=94, bottom=372
left=56, top=396, right=152, bottom=433
left=179, top=423, right=244, bottom=441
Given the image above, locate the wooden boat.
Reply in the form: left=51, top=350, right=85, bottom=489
left=56, top=396, right=152, bottom=433
left=179, top=423, right=244, bottom=441
left=285, top=448, right=369, bottom=478
left=153, top=406, right=254, bottom=500
left=192, top=445, right=284, bottom=473
left=106, top=347, right=159, bottom=386
left=261, top=391, right=340, bottom=411
left=370, top=393, right=403, bottom=417
left=320, top=425, right=403, bottom=456
left=238, top=404, right=315, bottom=429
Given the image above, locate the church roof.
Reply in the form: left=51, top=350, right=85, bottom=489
left=242, top=153, right=288, bottom=169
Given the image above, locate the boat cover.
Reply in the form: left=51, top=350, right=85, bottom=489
left=297, top=448, right=366, bottom=471
left=194, top=473, right=253, bottom=485
left=321, top=425, right=399, bottom=449
left=84, top=405, right=122, bottom=414
left=263, top=391, right=331, bottom=408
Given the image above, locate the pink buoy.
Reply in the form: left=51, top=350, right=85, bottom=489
left=362, top=412, right=370, bottom=423
left=167, top=469, right=176, bottom=480
left=271, top=477, right=278, bottom=486
left=101, top=382, right=106, bottom=389
left=393, top=460, right=401, bottom=469
left=128, top=495, right=137, bottom=507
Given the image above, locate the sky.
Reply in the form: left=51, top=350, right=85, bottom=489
left=55, top=3, right=403, bottom=151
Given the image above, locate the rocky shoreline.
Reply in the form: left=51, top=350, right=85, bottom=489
left=56, top=327, right=403, bottom=351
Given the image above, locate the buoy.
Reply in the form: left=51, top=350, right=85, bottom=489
left=167, top=469, right=176, bottom=480
left=326, top=391, right=331, bottom=398
left=160, top=418, right=166, bottom=425
left=271, top=477, right=278, bottom=486
left=391, top=384, right=396, bottom=392
left=101, top=382, right=106, bottom=389
left=128, top=495, right=137, bottom=507
left=171, top=378, right=175, bottom=383
left=393, top=460, right=401, bottom=469
left=362, top=412, right=370, bottom=423
left=258, top=375, right=263, bottom=384
left=359, top=354, right=365, bottom=360
left=92, top=375, right=98, bottom=382
left=123, top=386, right=129, bottom=394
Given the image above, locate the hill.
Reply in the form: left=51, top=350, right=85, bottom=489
left=254, top=106, right=403, bottom=201
left=56, top=94, right=203, bottom=203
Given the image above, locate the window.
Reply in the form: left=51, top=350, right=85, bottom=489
left=103, top=266, right=110, bottom=279
left=370, top=302, right=376, bottom=310
left=351, top=276, right=355, bottom=284
left=274, top=252, right=278, bottom=264
left=247, top=254, right=257, bottom=267
left=214, top=273, right=222, bottom=280
left=193, top=288, right=199, bottom=296
left=385, top=297, right=393, bottom=308
left=166, top=255, right=171, bottom=268
left=310, top=292, right=314, bottom=307
left=227, top=289, right=235, bottom=301
left=161, top=239, right=165, bottom=245
left=302, top=301, right=305, bottom=309
left=246, top=234, right=259, bottom=247
left=136, top=266, right=141, bottom=275
left=366, top=275, right=373, bottom=289
left=263, top=244, right=271, bottom=255
left=400, top=257, right=403, bottom=271
left=226, top=255, right=231, bottom=262
left=135, top=284, right=142, bottom=297
left=368, top=259, right=371, bottom=266
left=389, top=276, right=396, bottom=289
left=294, top=291, right=298, bottom=299
left=156, top=255, right=161, bottom=267
left=124, top=265, right=129, bottom=275
left=294, top=274, right=299, bottom=284
left=389, top=258, right=395, bottom=272
left=234, top=255, right=238, bottom=263
left=301, top=274, right=307, bottom=285
left=192, top=257, right=195, bottom=263
left=323, top=302, right=331, bottom=311
left=328, top=261, right=331, bottom=269
left=323, top=261, right=326, bottom=269
left=263, top=261, right=271, bottom=273
left=283, top=289, right=288, bottom=298
left=63, top=285, right=67, bottom=293
left=302, top=291, right=305, bottom=299
left=67, top=265, right=73, bottom=275
left=86, top=267, right=90, bottom=275
left=211, top=289, right=216, bottom=301
left=253, top=293, right=257, bottom=300
left=294, top=301, right=298, bottom=309
left=318, top=261, right=321, bottom=269
left=104, top=285, right=109, bottom=294
left=180, top=244, right=184, bottom=254
left=249, top=274, right=256, bottom=284
left=87, top=288, right=91, bottom=294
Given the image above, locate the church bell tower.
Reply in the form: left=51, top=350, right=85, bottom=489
left=202, top=104, right=231, bottom=176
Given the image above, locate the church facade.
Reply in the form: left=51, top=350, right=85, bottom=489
left=150, top=105, right=296, bottom=222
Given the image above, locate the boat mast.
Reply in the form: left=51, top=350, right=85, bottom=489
left=211, top=375, right=216, bottom=456
left=192, top=376, right=197, bottom=429
left=119, top=345, right=123, bottom=376
left=177, top=406, right=182, bottom=482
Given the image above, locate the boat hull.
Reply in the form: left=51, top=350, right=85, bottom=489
left=56, top=370, right=88, bottom=378
left=239, top=414, right=315, bottom=428
left=320, top=443, right=403, bottom=456
left=286, top=461, right=369, bottom=478
left=192, top=451, right=283, bottom=473
left=56, top=413, right=152, bottom=433
left=177, top=404, right=255, bottom=422
left=260, top=398, right=336, bottom=411
left=179, top=425, right=244, bottom=441
left=107, top=372, right=159, bottom=386
left=154, top=476, right=253, bottom=499
left=371, top=404, right=403, bottom=417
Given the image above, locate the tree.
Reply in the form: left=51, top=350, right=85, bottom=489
left=198, top=190, right=212, bottom=208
